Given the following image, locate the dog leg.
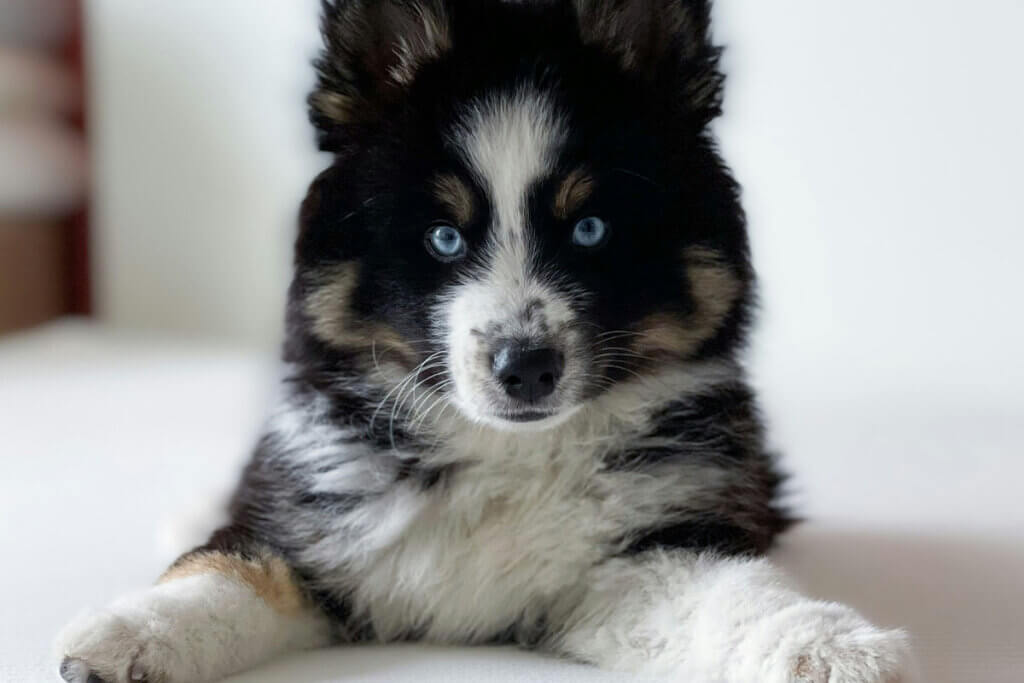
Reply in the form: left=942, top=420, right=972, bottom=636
left=55, top=528, right=331, bottom=683
left=550, top=550, right=914, bottom=683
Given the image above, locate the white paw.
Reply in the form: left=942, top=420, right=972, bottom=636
left=53, top=575, right=237, bottom=683
left=748, top=603, right=916, bottom=683
left=55, top=573, right=331, bottom=683
left=55, top=602, right=189, bottom=683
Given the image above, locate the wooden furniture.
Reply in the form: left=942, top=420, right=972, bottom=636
left=0, top=0, right=86, bottom=334
left=0, top=220, right=69, bottom=333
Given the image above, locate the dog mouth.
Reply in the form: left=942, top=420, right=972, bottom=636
left=479, top=399, right=585, bottom=431
left=499, top=409, right=556, bottom=423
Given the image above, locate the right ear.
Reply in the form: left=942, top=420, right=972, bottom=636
left=572, top=0, right=724, bottom=125
left=310, top=0, right=453, bottom=149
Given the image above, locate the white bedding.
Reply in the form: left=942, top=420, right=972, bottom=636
left=2, top=322, right=1022, bottom=682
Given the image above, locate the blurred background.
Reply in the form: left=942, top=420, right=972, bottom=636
left=1, top=0, right=87, bottom=334
left=1, top=0, right=323, bottom=340
left=1, top=1, right=1022, bottom=682
left=4, top=0, right=1023, bottom=373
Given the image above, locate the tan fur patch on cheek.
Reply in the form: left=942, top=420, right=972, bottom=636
left=305, top=262, right=360, bottom=343
left=304, top=263, right=418, bottom=365
left=553, top=167, right=595, bottom=220
left=433, top=174, right=474, bottom=226
left=159, top=552, right=308, bottom=616
left=636, top=247, right=742, bottom=357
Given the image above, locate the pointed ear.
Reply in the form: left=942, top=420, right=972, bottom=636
left=573, top=0, right=724, bottom=123
left=310, top=0, right=452, bottom=146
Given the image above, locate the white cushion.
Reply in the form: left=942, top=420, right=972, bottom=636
left=1, top=322, right=1021, bottom=683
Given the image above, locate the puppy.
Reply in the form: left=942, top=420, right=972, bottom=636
left=56, top=1, right=913, bottom=681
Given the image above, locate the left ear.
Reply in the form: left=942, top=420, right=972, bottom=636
left=311, top=0, right=453, bottom=148
left=573, top=0, right=724, bottom=123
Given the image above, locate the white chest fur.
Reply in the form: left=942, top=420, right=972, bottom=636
left=279, top=367, right=736, bottom=641
left=349, top=406, right=725, bottom=642
left=353, top=444, right=611, bottom=641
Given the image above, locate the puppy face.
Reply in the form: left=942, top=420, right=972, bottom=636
left=292, top=0, right=751, bottom=430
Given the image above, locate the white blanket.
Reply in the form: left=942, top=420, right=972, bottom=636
left=2, top=322, right=1021, bottom=682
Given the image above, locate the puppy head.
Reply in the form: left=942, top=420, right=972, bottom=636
left=292, top=0, right=751, bottom=430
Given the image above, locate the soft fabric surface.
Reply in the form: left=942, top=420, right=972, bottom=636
left=1, top=322, right=1021, bottom=682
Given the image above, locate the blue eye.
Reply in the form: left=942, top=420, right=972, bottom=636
left=572, top=216, right=609, bottom=248
left=426, top=224, right=466, bottom=261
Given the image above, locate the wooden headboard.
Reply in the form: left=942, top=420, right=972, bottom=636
left=0, top=0, right=88, bottom=334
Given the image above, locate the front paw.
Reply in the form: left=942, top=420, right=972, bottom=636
left=750, top=603, right=915, bottom=683
left=54, top=601, right=187, bottom=683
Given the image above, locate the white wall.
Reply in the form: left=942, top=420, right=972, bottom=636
left=87, top=0, right=1024, bottom=392
left=86, top=0, right=326, bottom=347
left=713, top=0, right=1024, bottom=400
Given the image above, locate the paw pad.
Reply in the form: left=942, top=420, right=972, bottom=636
left=59, top=656, right=149, bottom=683
left=60, top=658, right=108, bottom=683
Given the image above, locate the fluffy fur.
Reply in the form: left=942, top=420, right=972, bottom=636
left=56, top=1, right=914, bottom=681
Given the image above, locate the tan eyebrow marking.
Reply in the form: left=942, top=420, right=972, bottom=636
left=432, top=173, right=475, bottom=226
left=553, top=167, right=596, bottom=219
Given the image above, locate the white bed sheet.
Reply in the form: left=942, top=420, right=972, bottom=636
left=1, top=322, right=1021, bottom=682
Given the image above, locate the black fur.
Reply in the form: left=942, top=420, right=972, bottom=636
left=225, top=0, right=790, bottom=642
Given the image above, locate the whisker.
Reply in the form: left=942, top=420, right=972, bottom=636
left=595, top=329, right=644, bottom=339
left=388, top=360, right=447, bottom=447
left=599, top=362, right=649, bottom=383
left=409, top=383, right=455, bottom=433
left=369, top=350, right=445, bottom=432
left=406, top=371, right=451, bottom=415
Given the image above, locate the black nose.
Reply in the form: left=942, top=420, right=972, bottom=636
left=492, top=346, right=564, bottom=403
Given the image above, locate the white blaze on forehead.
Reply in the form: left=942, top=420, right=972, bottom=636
left=454, top=88, right=567, bottom=246
left=448, top=87, right=570, bottom=317
left=442, top=89, right=577, bottom=425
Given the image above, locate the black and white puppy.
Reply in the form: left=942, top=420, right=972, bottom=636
left=57, top=1, right=913, bottom=681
